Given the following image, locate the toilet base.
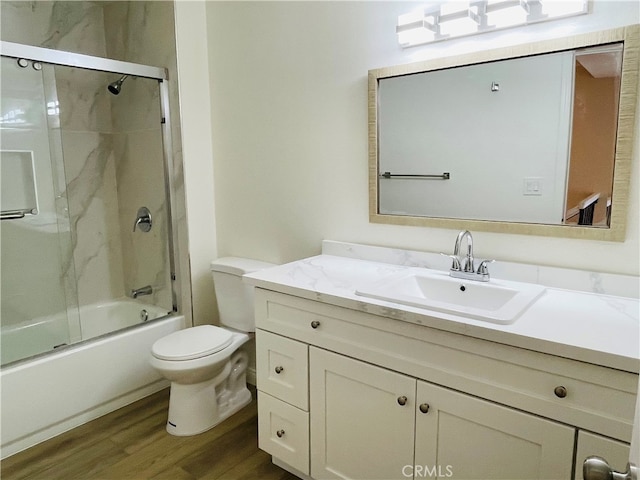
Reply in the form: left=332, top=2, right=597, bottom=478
left=165, top=352, right=252, bottom=436
left=165, top=385, right=252, bottom=436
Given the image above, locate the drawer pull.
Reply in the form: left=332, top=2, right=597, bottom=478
left=311, top=320, right=321, bottom=329
left=274, top=366, right=284, bottom=374
left=419, top=403, right=430, bottom=414
left=397, top=396, right=408, bottom=406
left=276, top=429, right=285, bottom=438
left=554, top=386, right=567, bottom=398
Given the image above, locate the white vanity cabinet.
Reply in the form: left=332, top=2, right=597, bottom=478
left=254, top=288, right=637, bottom=480
left=310, top=348, right=574, bottom=479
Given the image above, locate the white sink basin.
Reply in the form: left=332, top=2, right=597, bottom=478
left=355, top=268, right=546, bottom=324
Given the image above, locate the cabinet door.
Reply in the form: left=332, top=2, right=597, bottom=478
left=574, top=431, right=630, bottom=480
left=414, top=381, right=574, bottom=479
left=310, top=347, right=416, bottom=480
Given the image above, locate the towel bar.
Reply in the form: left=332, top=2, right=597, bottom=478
left=1, top=210, right=28, bottom=220
left=379, top=172, right=450, bottom=180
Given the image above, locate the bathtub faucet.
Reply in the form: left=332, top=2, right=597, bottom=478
left=131, top=285, right=153, bottom=299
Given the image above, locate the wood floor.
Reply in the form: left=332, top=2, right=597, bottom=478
left=1, top=387, right=299, bottom=480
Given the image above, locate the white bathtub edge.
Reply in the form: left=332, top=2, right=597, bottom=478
left=0, top=314, right=185, bottom=459
left=0, top=378, right=169, bottom=459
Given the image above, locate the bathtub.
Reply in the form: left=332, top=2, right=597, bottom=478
left=0, top=300, right=186, bottom=459
left=78, top=299, right=173, bottom=340
left=1, top=300, right=171, bottom=366
left=1, top=314, right=71, bottom=366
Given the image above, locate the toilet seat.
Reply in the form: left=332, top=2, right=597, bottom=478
left=151, top=325, right=233, bottom=361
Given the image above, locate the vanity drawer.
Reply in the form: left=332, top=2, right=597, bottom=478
left=255, top=289, right=638, bottom=442
left=258, top=391, right=310, bottom=475
left=256, top=329, right=309, bottom=410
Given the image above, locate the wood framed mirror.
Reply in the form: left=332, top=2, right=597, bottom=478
left=368, top=25, right=639, bottom=241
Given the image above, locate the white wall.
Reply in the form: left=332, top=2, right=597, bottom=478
left=174, top=0, right=219, bottom=325
left=186, top=1, right=639, bottom=285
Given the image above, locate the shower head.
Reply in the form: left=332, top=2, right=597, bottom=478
left=107, top=75, right=128, bottom=95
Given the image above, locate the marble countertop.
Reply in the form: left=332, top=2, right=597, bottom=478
left=245, top=253, right=640, bottom=373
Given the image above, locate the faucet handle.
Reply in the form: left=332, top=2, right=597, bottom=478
left=440, top=253, right=461, bottom=271
left=476, top=259, right=495, bottom=275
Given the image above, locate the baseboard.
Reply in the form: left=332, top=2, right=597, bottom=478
left=246, top=366, right=256, bottom=386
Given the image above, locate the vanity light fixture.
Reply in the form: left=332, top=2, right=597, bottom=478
left=438, top=2, right=480, bottom=36
left=397, top=11, right=437, bottom=47
left=539, top=0, right=587, bottom=17
left=485, top=0, right=529, bottom=27
left=396, top=0, right=588, bottom=47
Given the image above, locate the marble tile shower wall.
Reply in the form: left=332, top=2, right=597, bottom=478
left=55, top=66, right=127, bottom=307
left=1, top=1, right=188, bottom=318
left=109, top=77, right=172, bottom=311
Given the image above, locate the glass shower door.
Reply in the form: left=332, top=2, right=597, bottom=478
left=0, top=55, right=79, bottom=364
left=1, top=43, right=176, bottom=365
left=51, top=63, right=174, bottom=336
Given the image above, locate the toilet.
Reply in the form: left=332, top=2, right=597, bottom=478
left=150, top=257, right=275, bottom=436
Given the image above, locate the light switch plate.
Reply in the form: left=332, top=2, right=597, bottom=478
left=523, top=177, right=543, bottom=196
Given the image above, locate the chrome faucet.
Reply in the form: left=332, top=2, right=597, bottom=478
left=454, top=230, right=475, bottom=273
left=442, top=230, right=494, bottom=282
left=130, top=285, right=153, bottom=299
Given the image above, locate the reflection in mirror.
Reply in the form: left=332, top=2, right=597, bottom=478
left=369, top=26, right=638, bottom=241
left=565, top=45, right=622, bottom=227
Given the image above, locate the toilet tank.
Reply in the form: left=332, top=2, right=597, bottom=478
left=210, top=257, right=276, bottom=332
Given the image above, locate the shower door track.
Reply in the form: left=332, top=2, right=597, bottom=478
left=0, top=41, right=167, bottom=79
left=1, top=40, right=180, bottom=313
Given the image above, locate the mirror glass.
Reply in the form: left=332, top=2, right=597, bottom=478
left=369, top=26, right=638, bottom=241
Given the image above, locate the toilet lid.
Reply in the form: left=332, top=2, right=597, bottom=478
left=151, top=325, right=234, bottom=361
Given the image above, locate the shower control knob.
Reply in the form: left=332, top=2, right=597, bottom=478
left=276, top=429, right=285, bottom=438
left=419, top=403, right=430, bottom=414
left=133, top=206, right=152, bottom=233
left=397, top=396, right=408, bottom=406
left=275, top=366, right=284, bottom=374
left=311, top=320, right=320, bottom=329
left=554, top=386, right=567, bottom=398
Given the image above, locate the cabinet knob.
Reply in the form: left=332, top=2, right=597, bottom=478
left=419, top=403, right=430, bottom=414
left=276, top=429, right=285, bottom=438
left=311, top=320, right=321, bottom=329
left=275, top=366, right=284, bottom=374
left=397, top=396, right=408, bottom=406
left=554, top=386, right=567, bottom=398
